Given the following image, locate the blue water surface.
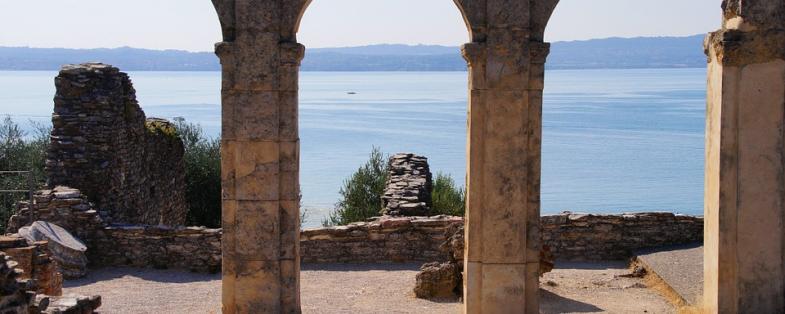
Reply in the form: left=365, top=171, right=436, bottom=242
left=0, top=69, right=707, bottom=227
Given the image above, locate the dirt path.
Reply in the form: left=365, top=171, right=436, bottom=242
left=63, top=262, right=673, bottom=313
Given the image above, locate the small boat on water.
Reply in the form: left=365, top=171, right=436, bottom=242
left=347, top=91, right=357, bottom=95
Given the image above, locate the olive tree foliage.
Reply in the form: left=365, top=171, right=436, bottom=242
left=173, top=118, right=222, bottom=228
left=431, top=172, right=466, bottom=216
left=0, top=116, right=50, bottom=230
left=323, top=147, right=389, bottom=226
left=323, top=148, right=466, bottom=226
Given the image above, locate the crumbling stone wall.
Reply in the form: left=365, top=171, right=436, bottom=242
left=302, top=213, right=703, bottom=263
left=144, top=119, right=187, bottom=226
left=381, top=154, right=433, bottom=216
left=89, top=226, right=222, bottom=273
left=46, top=63, right=187, bottom=226
left=541, top=212, right=703, bottom=260
left=301, top=216, right=458, bottom=263
left=7, top=186, right=104, bottom=240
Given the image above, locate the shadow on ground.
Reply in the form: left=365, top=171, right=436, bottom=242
left=301, top=262, right=422, bottom=272
left=540, top=289, right=604, bottom=313
left=64, top=267, right=220, bottom=287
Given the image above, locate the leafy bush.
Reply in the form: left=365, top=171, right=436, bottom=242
left=0, top=116, right=49, bottom=231
left=173, top=118, right=222, bottom=228
left=323, top=147, right=389, bottom=226
left=431, top=172, right=465, bottom=216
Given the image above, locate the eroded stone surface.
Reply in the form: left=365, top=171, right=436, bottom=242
left=20, top=222, right=88, bottom=279
left=46, top=63, right=187, bottom=226
left=381, top=153, right=433, bottom=216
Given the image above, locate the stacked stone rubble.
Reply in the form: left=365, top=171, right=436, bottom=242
left=7, top=186, right=104, bottom=240
left=45, top=63, right=187, bottom=226
left=43, top=295, right=101, bottom=314
left=0, top=253, right=34, bottom=313
left=20, top=222, right=88, bottom=279
left=0, top=235, right=62, bottom=297
left=381, top=154, right=433, bottom=216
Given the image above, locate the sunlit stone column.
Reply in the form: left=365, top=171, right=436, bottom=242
left=212, top=0, right=303, bottom=312
left=704, top=1, right=785, bottom=312
left=460, top=0, right=556, bottom=312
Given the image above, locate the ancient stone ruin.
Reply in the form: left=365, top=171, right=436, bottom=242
left=20, top=222, right=88, bottom=279
left=0, top=240, right=102, bottom=313
left=46, top=63, right=187, bottom=226
left=381, top=153, right=433, bottom=216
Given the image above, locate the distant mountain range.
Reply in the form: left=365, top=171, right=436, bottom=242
left=0, top=35, right=707, bottom=71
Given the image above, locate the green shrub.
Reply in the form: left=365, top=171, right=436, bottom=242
left=173, top=118, right=222, bottom=228
left=0, top=116, right=49, bottom=231
left=431, top=172, right=465, bottom=216
left=323, top=147, right=389, bottom=226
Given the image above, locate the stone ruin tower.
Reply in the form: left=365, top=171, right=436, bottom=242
left=45, top=63, right=187, bottom=226
left=381, top=153, right=433, bottom=216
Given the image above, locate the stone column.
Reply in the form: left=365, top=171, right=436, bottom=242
left=459, top=1, right=557, bottom=312
left=213, top=0, right=303, bottom=312
left=703, top=1, right=785, bottom=313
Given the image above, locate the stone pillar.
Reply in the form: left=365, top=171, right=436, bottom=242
left=212, top=0, right=558, bottom=312
left=459, top=1, right=557, bottom=313
left=213, top=0, right=305, bottom=312
left=703, top=1, right=785, bottom=313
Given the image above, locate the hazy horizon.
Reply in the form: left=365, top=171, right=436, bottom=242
left=0, top=34, right=708, bottom=52
left=0, top=0, right=720, bottom=52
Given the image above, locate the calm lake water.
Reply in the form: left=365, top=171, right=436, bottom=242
left=0, top=69, right=707, bottom=227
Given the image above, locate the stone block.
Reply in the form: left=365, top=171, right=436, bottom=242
left=222, top=91, right=280, bottom=141
left=279, top=91, right=299, bottom=141
left=480, top=263, right=527, bottom=313
left=279, top=141, right=299, bottom=172
left=222, top=140, right=280, bottom=201
left=279, top=171, right=300, bottom=202
left=279, top=201, right=300, bottom=259
left=280, top=258, right=301, bottom=313
left=234, top=260, right=282, bottom=313
left=486, top=0, right=529, bottom=28
left=234, top=0, right=281, bottom=34
left=463, top=262, right=482, bottom=313
left=224, top=33, right=281, bottom=91
left=235, top=201, right=280, bottom=260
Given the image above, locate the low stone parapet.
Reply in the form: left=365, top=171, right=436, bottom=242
left=89, top=225, right=222, bottom=273
left=542, top=212, right=703, bottom=260
left=22, top=212, right=701, bottom=272
left=300, top=216, right=462, bottom=263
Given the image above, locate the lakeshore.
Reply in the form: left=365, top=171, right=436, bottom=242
left=0, top=68, right=706, bottom=227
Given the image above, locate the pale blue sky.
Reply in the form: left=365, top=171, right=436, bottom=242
left=0, top=0, right=720, bottom=52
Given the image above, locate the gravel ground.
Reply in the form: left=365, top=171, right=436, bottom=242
left=64, top=262, right=673, bottom=314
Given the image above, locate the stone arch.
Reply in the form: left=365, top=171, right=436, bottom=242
left=211, top=0, right=785, bottom=313
left=540, top=1, right=785, bottom=313
left=212, top=0, right=562, bottom=313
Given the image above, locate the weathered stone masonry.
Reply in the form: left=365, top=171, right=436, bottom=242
left=61, top=213, right=700, bottom=272
left=46, top=63, right=187, bottom=226
left=381, top=154, right=433, bottom=216
left=210, top=0, right=784, bottom=313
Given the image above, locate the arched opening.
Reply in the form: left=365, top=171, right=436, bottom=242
left=291, top=0, right=470, bottom=310
left=540, top=0, right=717, bottom=312
left=0, top=1, right=227, bottom=312
left=296, top=0, right=470, bottom=228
